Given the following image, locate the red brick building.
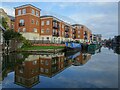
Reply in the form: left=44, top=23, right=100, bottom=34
left=14, top=4, right=41, bottom=41
left=14, top=4, right=92, bottom=43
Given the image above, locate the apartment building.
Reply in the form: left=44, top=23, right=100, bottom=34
left=14, top=4, right=92, bottom=43
left=40, top=15, right=74, bottom=43
left=14, top=4, right=41, bottom=41
left=72, top=24, right=92, bottom=43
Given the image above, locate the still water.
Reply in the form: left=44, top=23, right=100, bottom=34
left=1, top=47, right=118, bottom=88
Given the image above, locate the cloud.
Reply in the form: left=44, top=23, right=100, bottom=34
left=0, top=7, right=15, bottom=16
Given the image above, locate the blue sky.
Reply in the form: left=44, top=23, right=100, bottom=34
left=0, top=2, right=118, bottom=39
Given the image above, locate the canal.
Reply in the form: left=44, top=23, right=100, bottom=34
left=1, top=47, right=118, bottom=88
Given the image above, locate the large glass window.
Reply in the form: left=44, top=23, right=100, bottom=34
left=46, top=28, right=50, bottom=33
left=32, top=9, right=35, bottom=15
left=41, top=21, right=44, bottom=26
left=31, top=19, right=34, bottom=24
left=41, top=29, right=44, bottom=33
left=45, top=60, right=49, bottom=65
left=36, top=11, right=39, bottom=16
left=36, top=20, right=39, bottom=25
left=22, top=9, right=26, bottom=14
left=19, top=19, right=24, bottom=26
left=46, top=20, right=50, bottom=25
left=18, top=10, right=21, bottom=15
left=33, top=60, right=37, bottom=65
left=19, top=19, right=24, bottom=24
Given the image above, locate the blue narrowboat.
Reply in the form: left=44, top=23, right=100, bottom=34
left=65, top=42, right=82, bottom=51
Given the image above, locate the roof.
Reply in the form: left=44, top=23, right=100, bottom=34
left=72, top=24, right=83, bottom=26
left=8, top=15, right=15, bottom=21
left=40, top=15, right=72, bottom=26
left=14, top=4, right=41, bottom=11
left=0, top=24, right=6, bottom=32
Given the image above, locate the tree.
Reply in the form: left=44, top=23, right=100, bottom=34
left=0, top=17, right=9, bottom=30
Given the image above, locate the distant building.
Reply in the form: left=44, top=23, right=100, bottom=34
left=92, top=34, right=102, bottom=43
left=0, top=8, right=15, bottom=30
left=72, top=24, right=92, bottom=43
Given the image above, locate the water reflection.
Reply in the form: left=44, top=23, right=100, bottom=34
left=2, top=47, right=102, bottom=88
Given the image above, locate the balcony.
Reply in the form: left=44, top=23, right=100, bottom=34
left=52, top=32, right=59, bottom=37
left=65, top=26, right=70, bottom=32
left=53, top=24, right=59, bottom=29
left=65, top=34, right=69, bottom=38
left=73, top=36, right=76, bottom=39
left=19, top=23, right=25, bottom=27
left=73, top=30, right=76, bottom=34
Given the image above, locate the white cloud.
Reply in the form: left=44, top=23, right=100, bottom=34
left=0, top=7, right=15, bottom=16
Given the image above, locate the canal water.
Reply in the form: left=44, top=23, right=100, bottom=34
left=1, top=47, right=118, bottom=88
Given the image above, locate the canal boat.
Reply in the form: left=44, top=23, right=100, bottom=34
left=87, top=43, right=102, bottom=54
left=65, top=42, right=82, bottom=51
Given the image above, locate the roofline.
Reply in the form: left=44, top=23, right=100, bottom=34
left=40, top=15, right=72, bottom=26
left=14, top=4, right=41, bottom=11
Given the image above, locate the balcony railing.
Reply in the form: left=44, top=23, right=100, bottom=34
left=73, top=30, right=76, bottom=34
left=53, top=24, right=59, bottom=29
left=19, top=23, right=25, bottom=26
left=73, top=36, right=76, bottom=39
left=65, top=34, right=69, bottom=38
left=52, top=32, right=59, bottom=37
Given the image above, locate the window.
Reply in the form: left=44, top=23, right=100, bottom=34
left=45, top=69, right=49, bottom=73
left=78, top=31, right=80, bottom=34
left=36, top=20, right=39, bottom=25
left=33, top=28, right=37, bottom=32
left=22, top=9, right=26, bottom=14
left=33, top=60, right=37, bottom=65
left=32, top=9, right=35, bottom=15
left=19, top=19, right=24, bottom=26
left=31, top=19, right=34, bottom=24
left=46, top=20, right=50, bottom=25
left=18, top=28, right=20, bottom=32
left=41, top=29, right=44, bottom=33
left=46, top=28, right=50, bottom=33
left=23, top=28, right=26, bottom=32
left=62, top=25, right=64, bottom=28
left=36, top=11, right=39, bottom=16
left=40, top=60, right=44, bottom=64
left=78, top=35, right=80, bottom=38
left=18, top=10, right=21, bottom=15
left=40, top=68, right=44, bottom=72
left=45, top=60, right=49, bottom=65
left=41, top=21, right=44, bottom=26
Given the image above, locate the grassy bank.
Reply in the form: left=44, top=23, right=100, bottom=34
left=20, top=46, right=65, bottom=50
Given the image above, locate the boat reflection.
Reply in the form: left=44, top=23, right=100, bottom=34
left=2, top=51, right=93, bottom=88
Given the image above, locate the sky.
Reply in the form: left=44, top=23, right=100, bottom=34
left=0, top=1, right=119, bottom=39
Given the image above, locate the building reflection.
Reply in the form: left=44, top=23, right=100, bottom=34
left=2, top=51, right=92, bottom=88
left=15, top=55, right=40, bottom=88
